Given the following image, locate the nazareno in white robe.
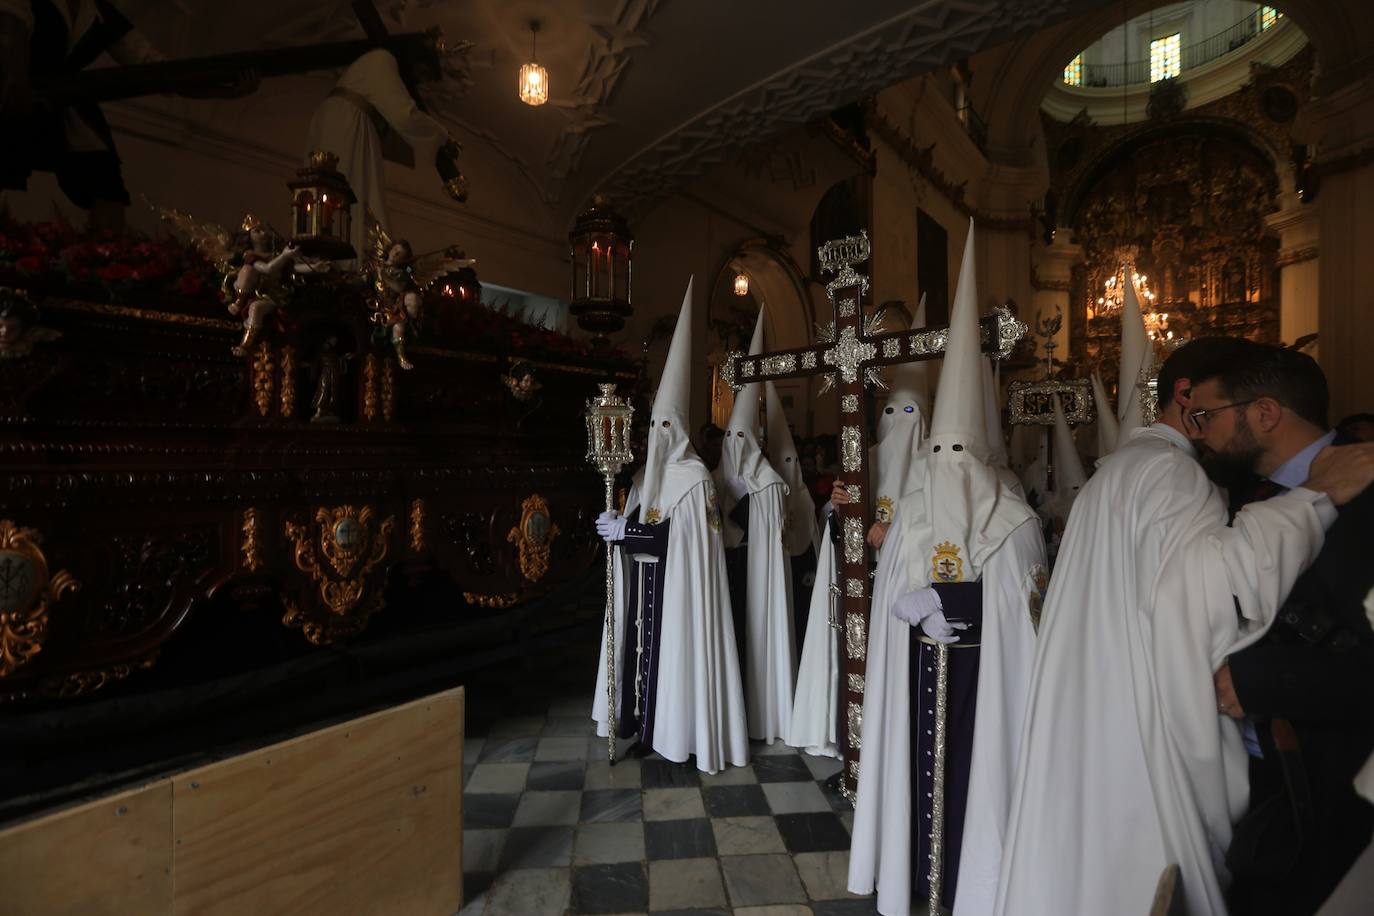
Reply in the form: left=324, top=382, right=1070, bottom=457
left=992, top=423, right=1333, bottom=916
left=592, top=473, right=750, bottom=773
left=847, top=473, right=1044, bottom=916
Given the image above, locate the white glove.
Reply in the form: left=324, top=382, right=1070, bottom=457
left=724, top=475, right=750, bottom=500
left=595, top=510, right=627, bottom=543
left=892, top=586, right=968, bottom=644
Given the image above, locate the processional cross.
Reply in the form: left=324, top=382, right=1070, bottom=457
left=721, top=231, right=1026, bottom=799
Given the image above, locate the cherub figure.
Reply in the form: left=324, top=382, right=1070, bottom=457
left=365, top=210, right=470, bottom=371
left=153, top=204, right=302, bottom=356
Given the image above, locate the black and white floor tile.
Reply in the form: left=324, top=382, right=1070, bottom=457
left=457, top=643, right=900, bottom=916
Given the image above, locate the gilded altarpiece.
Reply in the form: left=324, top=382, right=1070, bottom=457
left=1042, top=48, right=1312, bottom=387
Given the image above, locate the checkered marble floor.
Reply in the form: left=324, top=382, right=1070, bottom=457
left=458, top=649, right=900, bottom=916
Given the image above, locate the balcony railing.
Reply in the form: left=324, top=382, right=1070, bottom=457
left=1072, top=9, right=1282, bottom=88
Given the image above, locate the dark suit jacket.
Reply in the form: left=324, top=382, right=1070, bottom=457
left=1227, top=471, right=1374, bottom=914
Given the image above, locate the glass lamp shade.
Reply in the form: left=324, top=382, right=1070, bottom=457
left=288, top=151, right=357, bottom=260
left=519, top=62, right=549, bottom=106
left=733, top=273, right=749, bottom=296
left=569, top=195, right=633, bottom=339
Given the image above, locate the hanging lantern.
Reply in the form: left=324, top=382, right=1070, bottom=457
left=518, top=22, right=549, bottom=107
left=733, top=272, right=749, bottom=296
left=288, top=150, right=357, bottom=260
left=568, top=194, right=633, bottom=343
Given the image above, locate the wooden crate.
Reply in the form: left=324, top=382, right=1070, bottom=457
left=0, top=688, right=464, bottom=916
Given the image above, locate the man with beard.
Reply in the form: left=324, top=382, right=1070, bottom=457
left=993, top=338, right=1374, bottom=916
left=1188, top=344, right=1374, bottom=914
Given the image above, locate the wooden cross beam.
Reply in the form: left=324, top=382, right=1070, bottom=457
left=722, top=230, right=1027, bottom=799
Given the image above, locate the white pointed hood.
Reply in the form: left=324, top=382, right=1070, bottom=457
left=766, top=380, right=818, bottom=556
left=1091, top=370, right=1120, bottom=459
left=982, top=356, right=1009, bottom=468
left=638, top=277, right=711, bottom=524
left=872, top=298, right=930, bottom=521
left=1114, top=268, right=1151, bottom=448
left=1044, top=393, right=1087, bottom=522
left=716, top=308, right=785, bottom=545
left=910, top=220, right=1035, bottom=583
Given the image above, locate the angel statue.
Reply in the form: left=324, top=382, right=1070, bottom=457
left=365, top=211, right=471, bottom=370
left=152, top=204, right=303, bottom=356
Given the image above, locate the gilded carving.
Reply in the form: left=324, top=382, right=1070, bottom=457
left=279, top=345, right=297, bottom=418
left=410, top=498, right=425, bottom=553
left=463, top=591, right=519, bottom=609
left=241, top=507, right=262, bottom=572
left=361, top=354, right=379, bottom=422
left=506, top=494, right=561, bottom=583
left=0, top=520, right=80, bottom=678
left=37, top=654, right=156, bottom=699
left=382, top=357, right=396, bottom=422
left=252, top=341, right=274, bottom=418
left=282, top=505, right=395, bottom=643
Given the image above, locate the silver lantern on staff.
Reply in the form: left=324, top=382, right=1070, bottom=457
left=584, top=383, right=635, bottom=764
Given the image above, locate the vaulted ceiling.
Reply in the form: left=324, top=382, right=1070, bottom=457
left=128, top=0, right=1113, bottom=223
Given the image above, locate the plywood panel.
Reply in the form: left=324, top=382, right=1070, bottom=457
left=171, top=688, right=464, bottom=916
left=0, top=780, right=173, bottom=916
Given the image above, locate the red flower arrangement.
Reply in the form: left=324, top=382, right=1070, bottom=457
left=0, top=213, right=220, bottom=305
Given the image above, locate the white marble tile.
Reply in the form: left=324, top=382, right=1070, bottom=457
left=720, top=853, right=807, bottom=906
left=711, top=815, right=787, bottom=855
left=465, top=763, right=530, bottom=795
left=511, top=790, right=582, bottom=827
left=573, top=821, right=646, bottom=865
left=485, top=867, right=570, bottom=916
left=761, top=780, right=831, bottom=814
left=792, top=850, right=860, bottom=900
left=584, top=758, right=642, bottom=790
left=642, top=787, right=706, bottom=822
left=648, top=857, right=728, bottom=911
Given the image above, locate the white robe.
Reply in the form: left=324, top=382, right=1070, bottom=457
left=304, top=48, right=450, bottom=257
left=993, top=424, right=1333, bottom=916
left=787, top=511, right=841, bottom=757
left=847, top=490, right=1045, bottom=916
left=591, top=477, right=750, bottom=773
left=728, top=480, right=796, bottom=743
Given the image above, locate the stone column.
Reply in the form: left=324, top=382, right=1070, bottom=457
left=1293, top=75, right=1374, bottom=420
left=1264, top=197, right=1320, bottom=350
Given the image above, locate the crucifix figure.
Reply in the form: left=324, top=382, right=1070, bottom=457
left=721, top=230, right=1026, bottom=798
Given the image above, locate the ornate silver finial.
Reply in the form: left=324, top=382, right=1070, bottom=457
left=994, top=304, right=1029, bottom=361
left=818, top=230, right=872, bottom=300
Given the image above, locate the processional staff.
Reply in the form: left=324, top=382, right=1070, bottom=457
left=584, top=384, right=635, bottom=764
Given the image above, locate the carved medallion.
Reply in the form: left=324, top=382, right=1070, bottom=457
left=282, top=505, right=396, bottom=645
left=506, top=494, right=561, bottom=583
left=0, top=520, right=80, bottom=678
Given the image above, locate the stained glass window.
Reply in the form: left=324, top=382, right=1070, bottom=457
left=1150, top=33, right=1181, bottom=83
left=1260, top=7, right=1280, bottom=31
left=1063, top=53, right=1083, bottom=87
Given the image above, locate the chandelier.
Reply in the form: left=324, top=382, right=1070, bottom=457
left=1093, top=262, right=1155, bottom=319
left=1143, top=308, right=1172, bottom=341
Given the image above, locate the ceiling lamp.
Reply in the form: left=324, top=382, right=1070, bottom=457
left=733, top=272, right=749, bottom=296
left=518, top=22, right=549, bottom=107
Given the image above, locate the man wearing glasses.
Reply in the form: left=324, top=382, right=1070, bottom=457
left=993, top=338, right=1374, bottom=916
left=1188, top=344, right=1374, bottom=915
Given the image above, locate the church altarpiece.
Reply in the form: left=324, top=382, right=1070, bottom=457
left=1041, top=48, right=1313, bottom=388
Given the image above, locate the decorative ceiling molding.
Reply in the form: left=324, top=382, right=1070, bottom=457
left=597, top=0, right=1077, bottom=213
left=544, top=0, right=666, bottom=202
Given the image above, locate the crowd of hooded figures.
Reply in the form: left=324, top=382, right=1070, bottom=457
left=592, top=220, right=1374, bottom=916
